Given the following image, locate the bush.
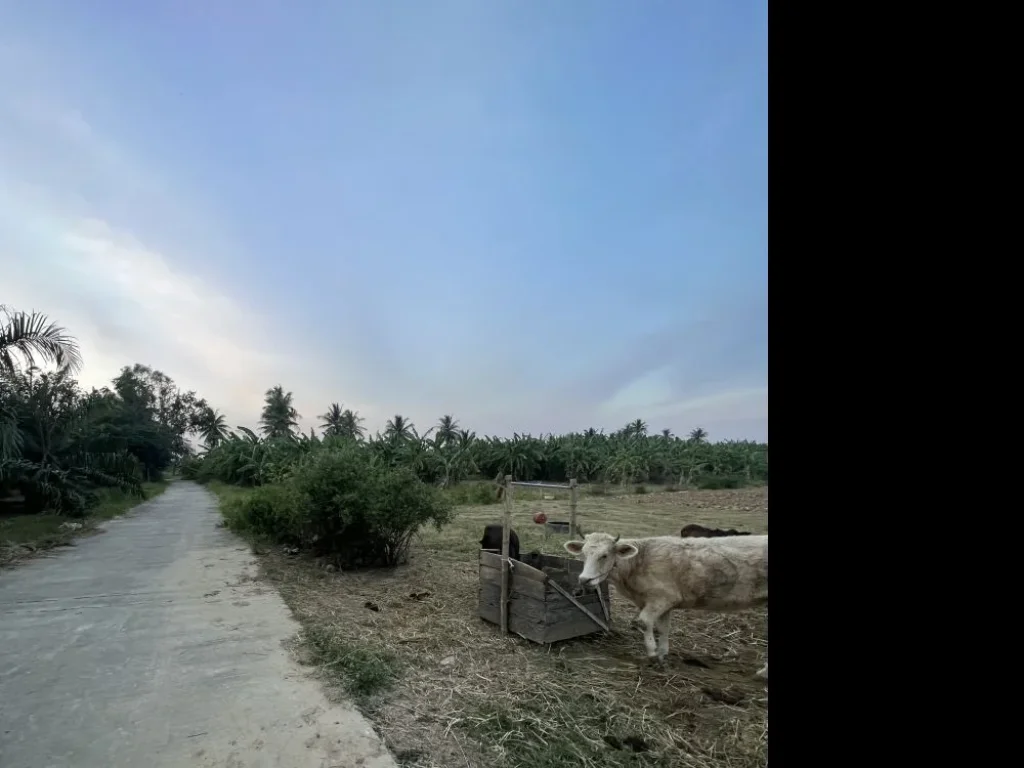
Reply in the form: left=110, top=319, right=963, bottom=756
left=224, top=444, right=454, bottom=568
left=693, top=474, right=743, bottom=490
left=222, top=483, right=306, bottom=545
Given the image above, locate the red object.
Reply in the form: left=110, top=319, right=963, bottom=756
left=533, top=512, right=548, bottom=525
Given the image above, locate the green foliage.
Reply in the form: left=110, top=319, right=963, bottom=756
left=1, top=305, right=83, bottom=376
left=303, top=625, right=399, bottom=701
left=1, top=481, right=169, bottom=566
left=1, top=306, right=212, bottom=516
left=221, top=442, right=455, bottom=567
left=196, top=411, right=767, bottom=494
left=260, top=385, right=300, bottom=440
left=693, top=474, right=743, bottom=490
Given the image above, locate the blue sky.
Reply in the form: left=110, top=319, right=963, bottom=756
left=0, top=0, right=768, bottom=441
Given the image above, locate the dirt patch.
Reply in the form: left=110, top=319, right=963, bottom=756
left=251, top=485, right=768, bottom=768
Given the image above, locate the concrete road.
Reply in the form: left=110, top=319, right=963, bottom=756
left=0, top=481, right=397, bottom=768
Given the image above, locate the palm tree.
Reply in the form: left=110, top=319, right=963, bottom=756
left=259, top=385, right=300, bottom=439
left=688, top=427, right=708, bottom=444
left=339, top=408, right=366, bottom=440
left=436, top=414, right=460, bottom=446
left=320, top=402, right=345, bottom=437
left=199, top=407, right=230, bottom=448
left=384, top=414, right=414, bottom=441
left=0, top=305, right=83, bottom=376
left=620, top=419, right=647, bottom=439
left=661, top=428, right=674, bottom=439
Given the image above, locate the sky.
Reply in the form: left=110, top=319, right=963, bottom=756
left=0, top=0, right=768, bottom=443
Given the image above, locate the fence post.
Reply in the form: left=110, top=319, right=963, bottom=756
left=500, top=474, right=513, bottom=636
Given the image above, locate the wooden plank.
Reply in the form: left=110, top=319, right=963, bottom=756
left=480, top=550, right=548, bottom=584
left=543, top=618, right=605, bottom=644
left=547, top=579, right=610, bottom=632
left=479, top=564, right=547, bottom=600
left=530, top=552, right=585, bottom=576
left=500, top=475, right=512, bottom=636
left=478, top=586, right=549, bottom=644
left=480, top=582, right=603, bottom=623
left=479, top=584, right=545, bottom=618
left=480, top=588, right=594, bottom=645
left=543, top=598, right=607, bottom=623
left=479, top=583, right=607, bottom=645
left=478, top=604, right=548, bottom=643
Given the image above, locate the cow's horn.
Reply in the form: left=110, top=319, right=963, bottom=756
left=613, top=535, right=620, bottom=543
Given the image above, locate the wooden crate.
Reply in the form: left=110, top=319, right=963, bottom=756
left=478, top=550, right=611, bottom=644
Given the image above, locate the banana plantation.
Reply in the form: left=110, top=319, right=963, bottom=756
left=186, top=408, right=768, bottom=491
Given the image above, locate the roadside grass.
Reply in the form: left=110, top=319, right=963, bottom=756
left=0, top=480, right=171, bottom=568
left=208, top=479, right=769, bottom=768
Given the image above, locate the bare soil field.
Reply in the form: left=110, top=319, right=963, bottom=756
left=252, top=485, right=769, bottom=768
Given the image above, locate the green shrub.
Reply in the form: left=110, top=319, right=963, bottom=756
left=634, top=484, right=648, bottom=494
left=223, top=443, right=454, bottom=568
left=693, top=474, right=743, bottom=490
left=293, top=447, right=453, bottom=566
left=222, top=483, right=306, bottom=545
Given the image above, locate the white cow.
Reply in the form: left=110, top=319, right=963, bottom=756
left=564, top=532, right=768, bottom=678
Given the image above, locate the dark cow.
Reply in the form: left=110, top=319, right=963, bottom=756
left=480, top=524, right=521, bottom=562
left=680, top=523, right=752, bottom=538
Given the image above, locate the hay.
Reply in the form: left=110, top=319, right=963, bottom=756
left=256, top=486, right=769, bottom=768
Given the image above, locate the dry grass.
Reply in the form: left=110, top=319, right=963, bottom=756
left=234, top=484, right=769, bottom=768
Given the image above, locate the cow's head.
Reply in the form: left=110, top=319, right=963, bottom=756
left=563, top=532, right=638, bottom=588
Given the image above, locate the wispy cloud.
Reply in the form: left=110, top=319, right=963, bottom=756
left=0, top=3, right=767, bottom=442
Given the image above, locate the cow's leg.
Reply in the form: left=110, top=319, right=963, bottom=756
left=637, top=604, right=668, bottom=662
left=654, top=611, right=672, bottom=659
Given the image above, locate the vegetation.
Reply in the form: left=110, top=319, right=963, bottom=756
left=1, top=480, right=170, bottom=566
left=2, top=303, right=768, bottom=569
left=189, top=397, right=765, bottom=569
left=187, top=415, right=766, bottom=495
left=236, top=487, right=769, bottom=768
left=0, top=306, right=213, bottom=559
left=2, top=304, right=770, bottom=764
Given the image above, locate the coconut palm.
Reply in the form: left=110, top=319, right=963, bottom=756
left=259, top=385, right=300, bottom=439
left=1, top=305, right=83, bottom=376
left=436, top=414, right=460, bottom=446
left=338, top=408, right=366, bottom=440
left=320, top=402, right=345, bottom=437
left=384, top=414, right=414, bottom=441
left=199, top=407, right=230, bottom=448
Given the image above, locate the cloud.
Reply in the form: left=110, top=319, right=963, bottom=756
left=4, top=211, right=319, bottom=430
left=0, top=31, right=767, bottom=443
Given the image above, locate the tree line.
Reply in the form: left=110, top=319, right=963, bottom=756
left=2, top=305, right=768, bottom=521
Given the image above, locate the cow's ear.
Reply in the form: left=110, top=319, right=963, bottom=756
left=615, top=543, right=639, bottom=559
left=564, top=540, right=584, bottom=555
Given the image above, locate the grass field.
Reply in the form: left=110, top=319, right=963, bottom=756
left=0, top=480, right=171, bottom=569
left=214, top=482, right=769, bottom=768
